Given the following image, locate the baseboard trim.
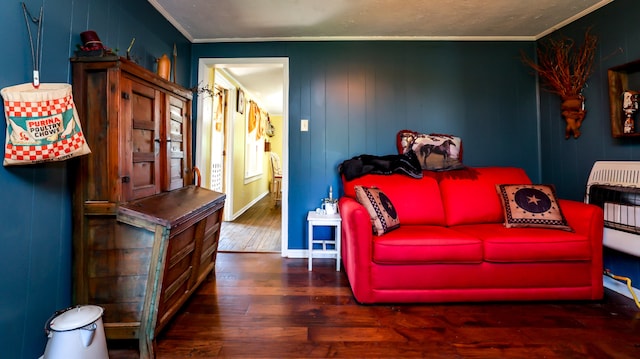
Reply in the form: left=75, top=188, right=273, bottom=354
left=285, top=249, right=336, bottom=259
left=230, top=191, right=269, bottom=220
left=603, top=275, right=640, bottom=301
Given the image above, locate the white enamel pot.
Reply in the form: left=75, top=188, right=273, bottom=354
left=41, top=305, right=109, bottom=359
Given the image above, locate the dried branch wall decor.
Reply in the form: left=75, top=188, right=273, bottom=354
left=522, top=30, right=597, bottom=139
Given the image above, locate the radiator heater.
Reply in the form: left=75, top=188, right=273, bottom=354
left=586, top=161, right=640, bottom=303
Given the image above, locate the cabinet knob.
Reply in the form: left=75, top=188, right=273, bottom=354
left=121, top=92, right=130, bottom=100
left=122, top=176, right=130, bottom=183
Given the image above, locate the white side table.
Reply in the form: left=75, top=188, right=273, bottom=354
left=307, top=211, right=341, bottom=271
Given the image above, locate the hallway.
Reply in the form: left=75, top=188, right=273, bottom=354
left=218, top=195, right=281, bottom=252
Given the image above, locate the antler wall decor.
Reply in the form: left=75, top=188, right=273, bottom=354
left=522, top=29, right=597, bottom=139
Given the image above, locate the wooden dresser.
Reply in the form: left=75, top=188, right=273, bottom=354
left=70, top=57, right=225, bottom=358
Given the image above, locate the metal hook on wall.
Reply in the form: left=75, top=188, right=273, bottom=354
left=21, top=2, right=44, bottom=88
left=601, top=47, right=624, bottom=63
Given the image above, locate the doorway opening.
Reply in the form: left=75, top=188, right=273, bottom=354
left=195, top=57, right=289, bottom=256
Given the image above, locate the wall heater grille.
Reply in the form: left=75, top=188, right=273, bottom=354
left=586, top=161, right=640, bottom=257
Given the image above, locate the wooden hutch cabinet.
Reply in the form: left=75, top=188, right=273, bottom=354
left=70, top=57, right=225, bottom=358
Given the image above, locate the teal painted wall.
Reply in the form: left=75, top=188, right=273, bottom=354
left=540, top=0, right=640, bottom=199
left=0, top=1, right=190, bottom=358
left=538, top=0, right=640, bottom=294
left=192, top=41, right=540, bottom=250
left=2, top=0, right=639, bottom=357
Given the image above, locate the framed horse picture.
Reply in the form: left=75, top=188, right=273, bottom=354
left=397, top=130, right=464, bottom=171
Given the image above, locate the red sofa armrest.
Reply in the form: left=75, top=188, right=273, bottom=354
left=560, top=199, right=604, bottom=299
left=338, top=196, right=375, bottom=302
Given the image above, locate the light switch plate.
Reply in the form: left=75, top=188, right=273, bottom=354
left=300, top=119, right=309, bottom=132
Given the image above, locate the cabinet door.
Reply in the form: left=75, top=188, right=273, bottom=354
left=165, top=95, right=191, bottom=191
left=120, top=77, right=162, bottom=201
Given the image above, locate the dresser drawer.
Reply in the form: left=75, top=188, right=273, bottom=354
left=199, top=209, right=222, bottom=278
left=199, top=233, right=219, bottom=279
left=162, top=224, right=197, bottom=299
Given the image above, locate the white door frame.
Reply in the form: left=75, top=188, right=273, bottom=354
left=195, top=57, right=289, bottom=257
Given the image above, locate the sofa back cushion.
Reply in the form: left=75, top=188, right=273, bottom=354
left=439, top=167, right=531, bottom=226
left=342, top=173, right=446, bottom=226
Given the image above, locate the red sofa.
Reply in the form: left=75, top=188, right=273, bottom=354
left=338, top=167, right=604, bottom=304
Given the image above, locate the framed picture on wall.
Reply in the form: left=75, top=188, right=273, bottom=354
left=237, top=88, right=245, bottom=114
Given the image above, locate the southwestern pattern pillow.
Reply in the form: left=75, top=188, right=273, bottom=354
left=496, top=184, right=572, bottom=231
left=354, top=186, right=400, bottom=235
left=397, top=130, right=464, bottom=171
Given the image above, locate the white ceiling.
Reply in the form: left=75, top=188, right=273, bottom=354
left=220, top=63, right=285, bottom=115
left=149, top=0, right=612, bottom=114
left=150, top=0, right=611, bottom=42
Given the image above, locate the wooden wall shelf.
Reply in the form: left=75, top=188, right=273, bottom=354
left=608, top=59, right=640, bottom=138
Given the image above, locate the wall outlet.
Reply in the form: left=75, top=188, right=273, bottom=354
left=301, top=119, right=309, bottom=132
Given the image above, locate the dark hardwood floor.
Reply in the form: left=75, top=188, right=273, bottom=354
left=108, top=252, right=640, bottom=358
left=218, top=195, right=281, bottom=252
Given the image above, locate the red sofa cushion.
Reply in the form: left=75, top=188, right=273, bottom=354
left=372, top=226, right=483, bottom=264
left=439, top=167, right=531, bottom=226
left=342, top=173, right=445, bottom=225
left=452, top=224, right=592, bottom=262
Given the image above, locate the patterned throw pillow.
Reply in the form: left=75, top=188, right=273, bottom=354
left=396, top=130, right=464, bottom=171
left=496, top=184, right=572, bottom=231
left=354, top=186, right=400, bottom=235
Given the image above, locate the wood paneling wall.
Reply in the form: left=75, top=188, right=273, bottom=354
left=192, top=40, right=540, bottom=250
left=538, top=0, right=640, bottom=293
left=0, top=1, right=189, bottom=358
left=539, top=0, right=640, bottom=200
left=5, top=0, right=640, bottom=357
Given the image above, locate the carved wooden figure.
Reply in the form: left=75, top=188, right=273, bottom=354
left=561, top=95, right=586, bottom=139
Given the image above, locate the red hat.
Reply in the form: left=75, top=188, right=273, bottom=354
left=80, top=30, right=106, bottom=51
